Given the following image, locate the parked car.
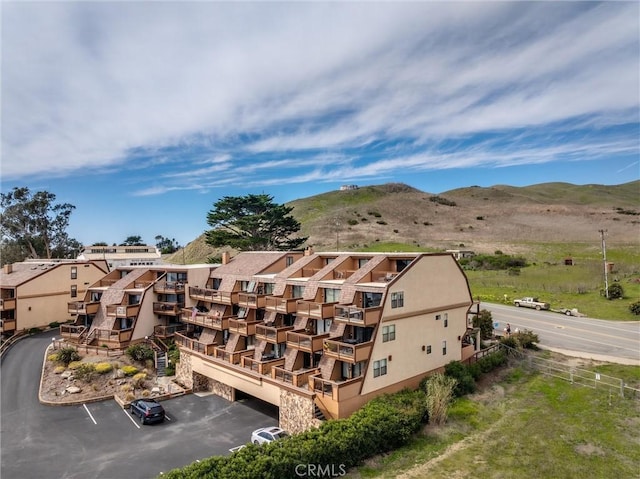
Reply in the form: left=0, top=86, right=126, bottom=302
left=251, top=426, right=289, bottom=445
left=129, top=398, right=165, bottom=425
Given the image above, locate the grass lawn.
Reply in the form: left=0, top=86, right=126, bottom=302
left=350, top=360, right=640, bottom=479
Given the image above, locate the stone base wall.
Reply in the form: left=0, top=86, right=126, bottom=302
left=279, top=390, right=322, bottom=434
left=209, top=377, right=235, bottom=401
left=175, top=351, right=193, bottom=389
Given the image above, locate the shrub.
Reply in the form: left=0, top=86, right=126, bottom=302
left=512, top=329, right=539, bottom=349
left=47, top=353, right=59, bottom=362
left=120, top=384, right=133, bottom=393
left=120, top=365, right=139, bottom=376
left=142, top=389, right=151, bottom=397
left=472, top=309, right=494, bottom=340
left=429, top=195, right=457, bottom=207
left=376, top=220, right=387, bottom=225
left=126, top=344, right=154, bottom=362
left=347, top=219, right=358, bottom=226
left=132, top=372, right=147, bottom=389
left=425, top=373, right=457, bottom=425
left=53, top=366, right=66, bottom=374
left=56, top=347, right=80, bottom=366
left=367, top=211, right=382, bottom=217
left=68, top=361, right=84, bottom=370
left=28, top=327, right=42, bottom=335
left=95, top=362, right=113, bottom=374
left=444, top=361, right=476, bottom=396
left=49, top=321, right=61, bottom=329
left=630, top=301, right=640, bottom=315
left=74, top=363, right=96, bottom=382
left=125, top=393, right=135, bottom=402
left=607, top=283, right=624, bottom=300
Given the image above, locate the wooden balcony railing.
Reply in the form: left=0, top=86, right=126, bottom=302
left=153, top=324, right=186, bottom=338
left=153, top=302, right=183, bottom=315
left=67, top=301, right=100, bottom=316
left=175, top=332, right=217, bottom=355
left=0, top=319, right=17, bottom=332
left=310, top=375, right=363, bottom=401
left=92, top=328, right=133, bottom=344
left=272, top=366, right=321, bottom=388
left=228, top=319, right=260, bottom=336
left=265, top=296, right=299, bottom=314
left=211, top=346, right=254, bottom=364
left=59, top=324, right=86, bottom=340
left=131, top=280, right=154, bottom=289
left=180, top=309, right=230, bottom=330
left=237, top=292, right=267, bottom=309
left=295, top=300, right=336, bottom=319
left=188, top=286, right=235, bottom=304
left=106, top=304, right=140, bottom=318
left=255, top=324, right=294, bottom=343
left=334, top=305, right=382, bottom=327
left=241, top=355, right=286, bottom=376
left=286, top=331, right=330, bottom=353
left=153, top=281, right=186, bottom=294
left=322, top=338, right=373, bottom=363
left=0, top=298, right=16, bottom=311
left=372, top=271, right=399, bottom=283
left=97, top=279, right=118, bottom=287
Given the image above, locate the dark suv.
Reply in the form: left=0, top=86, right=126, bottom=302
left=129, top=399, right=165, bottom=425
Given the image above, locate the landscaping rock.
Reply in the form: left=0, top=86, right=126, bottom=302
left=66, top=386, right=82, bottom=394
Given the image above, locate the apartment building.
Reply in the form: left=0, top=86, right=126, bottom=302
left=174, top=250, right=478, bottom=433
left=77, top=245, right=163, bottom=269
left=0, top=259, right=109, bottom=337
left=60, top=264, right=214, bottom=349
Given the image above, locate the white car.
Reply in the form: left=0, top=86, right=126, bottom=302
left=251, top=426, right=289, bottom=445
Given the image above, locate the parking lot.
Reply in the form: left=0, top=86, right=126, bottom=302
left=1, top=332, right=279, bottom=479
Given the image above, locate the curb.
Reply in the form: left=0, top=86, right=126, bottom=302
left=538, top=344, right=640, bottom=366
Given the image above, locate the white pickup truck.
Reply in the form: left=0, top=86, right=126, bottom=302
left=513, top=297, right=550, bottom=311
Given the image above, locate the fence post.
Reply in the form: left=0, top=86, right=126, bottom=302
left=620, top=379, right=624, bottom=398
left=569, top=369, right=573, bottom=384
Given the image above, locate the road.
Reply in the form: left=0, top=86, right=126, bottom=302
left=482, top=302, right=640, bottom=365
left=0, top=330, right=279, bottom=479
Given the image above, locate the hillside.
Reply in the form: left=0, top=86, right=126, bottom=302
left=166, top=181, right=639, bottom=263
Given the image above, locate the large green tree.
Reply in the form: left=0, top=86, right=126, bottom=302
left=0, top=187, right=80, bottom=262
left=206, top=194, right=307, bottom=251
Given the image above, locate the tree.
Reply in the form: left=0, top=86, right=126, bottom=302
left=155, top=235, right=180, bottom=254
left=0, top=187, right=79, bottom=261
left=472, top=309, right=495, bottom=340
left=121, top=236, right=144, bottom=246
left=205, top=194, right=307, bottom=251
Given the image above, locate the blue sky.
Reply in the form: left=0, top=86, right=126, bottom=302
left=1, top=1, right=639, bottom=248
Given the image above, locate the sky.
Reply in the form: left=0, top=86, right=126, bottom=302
left=1, top=1, right=639, bottom=248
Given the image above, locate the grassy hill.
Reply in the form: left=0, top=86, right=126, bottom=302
left=166, top=180, right=639, bottom=264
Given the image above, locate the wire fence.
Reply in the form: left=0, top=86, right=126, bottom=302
left=501, top=344, right=640, bottom=400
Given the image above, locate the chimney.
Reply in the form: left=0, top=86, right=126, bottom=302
left=4, top=264, right=12, bottom=274
left=221, top=251, right=230, bottom=265
left=304, top=247, right=314, bottom=256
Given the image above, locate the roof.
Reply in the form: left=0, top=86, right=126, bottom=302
left=0, top=260, right=105, bottom=288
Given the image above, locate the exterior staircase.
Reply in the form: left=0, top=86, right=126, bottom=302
left=314, top=403, right=326, bottom=421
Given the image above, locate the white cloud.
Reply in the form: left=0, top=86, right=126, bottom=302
left=2, top=1, right=638, bottom=185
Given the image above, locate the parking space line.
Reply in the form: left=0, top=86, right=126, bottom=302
left=83, top=404, right=97, bottom=425
left=122, top=408, right=141, bottom=429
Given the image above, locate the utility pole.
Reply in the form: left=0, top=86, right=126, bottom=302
left=599, top=229, right=609, bottom=299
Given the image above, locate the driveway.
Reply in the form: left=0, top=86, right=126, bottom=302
left=1, top=331, right=279, bottom=479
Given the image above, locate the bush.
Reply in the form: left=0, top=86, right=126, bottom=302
left=472, top=309, right=494, bottom=340
left=74, top=363, right=96, bottom=382
left=120, top=365, right=139, bottom=376
left=425, top=373, right=456, bottom=425
left=95, top=362, right=113, bottom=374
left=132, top=372, right=147, bottom=389
left=630, top=301, right=640, bottom=315
left=68, top=361, right=84, bottom=370
left=126, top=343, right=154, bottom=362
left=444, top=361, right=476, bottom=396
left=347, top=219, right=358, bottom=226
left=512, top=329, right=539, bottom=349
left=28, top=327, right=42, bottom=335
left=49, top=322, right=60, bottom=329
left=47, top=353, right=59, bottom=362
left=607, top=283, right=624, bottom=300
left=53, top=366, right=66, bottom=374
left=56, top=346, right=80, bottom=366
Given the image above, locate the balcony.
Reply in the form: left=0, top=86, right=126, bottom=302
left=188, top=286, right=235, bottom=305
left=265, top=296, right=298, bottom=314
left=310, top=375, right=363, bottom=402
left=67, top=301, right=100, bottom=316
left=130, top=280, right=154, bottom=290
left=241, top=355, right=286, bottom=376
left=286, top=330, right=330, bottom=353
left=0, top=319, right=16, bottom=332
left=153, top=281, right=186, bottom=294
left=334, top=305, right=382, bottom=327
left=255, top=324, right=294, bottom=343
left=97, top=279, right=118, bottom=287
left=322, top=338, right=373, bottom=363
left=60, top=324, right=86, bottom=340
left=106, top=304, right=140, bottom=318
left=211, top=346, right=255, bottom=364
left=153, top=302, right=183, bottom=315
left=175, top=332, right=217, bottom=356
left=272, top=366, right=320, bottom=388
left=228, top=318, right=261, bottom=336
left=153, top=323, right=186, bottom=338
left=0, top=298, right=16, bottom=311
left=181, top=309, right=230, bottom=331
left=296, top=300, right=336, bottom=319
left=372, top=271, right=399, bottom=283
left=237, top=292, right=266, bottom=309
left=89, top=328, right=134, bottom=345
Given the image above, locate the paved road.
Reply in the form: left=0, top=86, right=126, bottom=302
left=482, top=302, right=640, bottom=364
left=1, top=330, right=279, bottom=479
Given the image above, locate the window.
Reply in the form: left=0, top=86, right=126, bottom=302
left=292, top=285, right=304, bottom=298
left=70, top=285, right=77, bottom=298
left=71, top=267, right=77, bottom=280
left=317, top=318, right=332, bottom=334
left=286, top=256, right=294, bottom=266
left=373, top=358, right=387, bottom=377
left=363, top=292, right=382, bottom=308
left=358, top=258, right=369, bottom=268
left=442, top=340, right=447, bottom=355
left=426, top=345, right=432, bottom=354
left=435, top=314, right=441, bottom=321
left=263, top=283, right=274, bottom=295
left=237, top=307, right=248, bottom=319
left=444, top=317, right=448, bottom=328
left=391, top=291, right=404, bottom=308
left=396, top=259, right=411, bottom=272
left=324, top=288, right=340, bottom=303
left=382, top=324, right=396, bottom=342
